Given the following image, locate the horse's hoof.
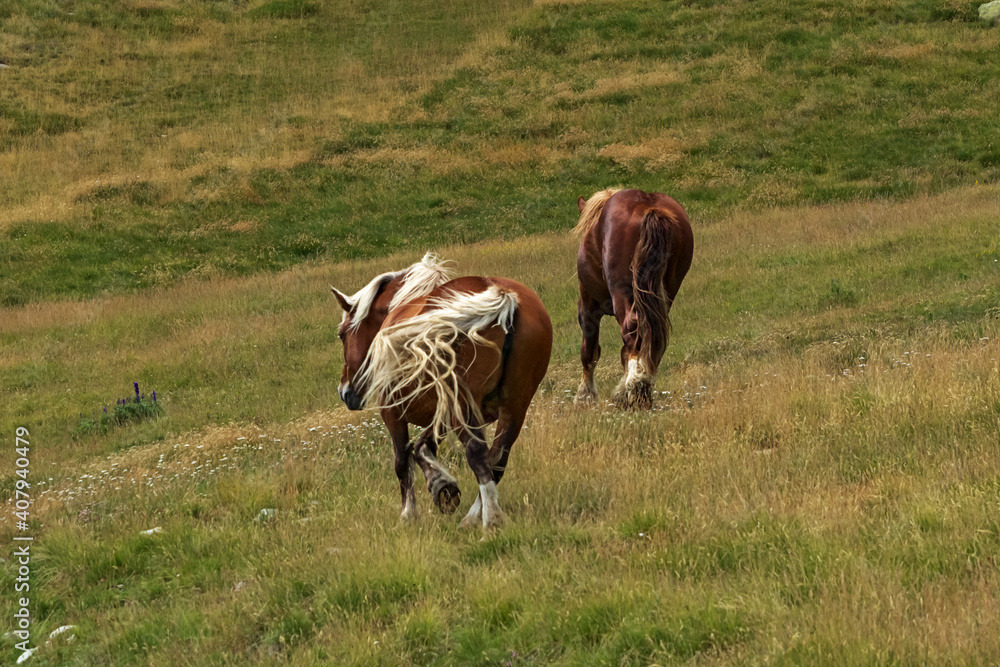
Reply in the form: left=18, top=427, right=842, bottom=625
left=611, top=387, right=628, bottom=408
left=432, top=479, right=461, bottom=514
left=482, top=509, right=507, bottom=529
left=574, top=387, right=597, bottom=405
left=611, top=381, right=653, bottom=410
left=460, top=513, right=480, bottom=530
left=630, top=383, right=653, bottom=409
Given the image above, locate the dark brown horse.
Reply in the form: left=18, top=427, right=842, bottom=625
left=574, top=188, right=694, bottom=408
left=331, top=254, right=552, bottom=528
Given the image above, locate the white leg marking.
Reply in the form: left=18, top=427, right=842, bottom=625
left=460, top=491, right=483, bottom=529
left=479, top=481, right=505, bottom=527
left=418, top=446, right=458, bottom=487
left=613, top=357, right=655, bottom=407
left=626, top=357, right=651, bottom=386
left=401, top=488, right=418, bottom=522
left=428, top=460, right=457, bottom=485
left=626, top=357, right=639, bottom=384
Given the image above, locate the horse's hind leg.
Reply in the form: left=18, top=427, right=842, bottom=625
left=412, top=429, right=461, bottom=515
left=461, top=409, right=525, bottom=529
left=460, top=422, right=506, bottom=528
left=575, top=294, right=604, bottom=405
left=610, top=292, right=653, bottom=409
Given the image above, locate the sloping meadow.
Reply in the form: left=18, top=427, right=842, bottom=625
left=2, top=0, right=999, bottom=304
left=2, top=188, right=999, bottom=663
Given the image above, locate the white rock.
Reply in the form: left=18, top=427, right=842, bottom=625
left=139, top=527, right=163, bottom=535
left=982, top=1, right=1000, bottom=23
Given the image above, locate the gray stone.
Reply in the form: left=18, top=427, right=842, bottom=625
left=981, top=1, right=1000, bottom=24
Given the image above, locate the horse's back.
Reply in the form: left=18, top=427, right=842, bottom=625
left=578, top=189, right=692, bottom=298
left=485, top=277, right=552, bottom=336
left=383, top=275, right=552, bottom=420
left=384, top=276, right=489, bottom=327
left=448, top=277, right=553, bottom=390
left=391, top=277, right=549, bottom=326
left=623, top=191, right=694, bottom=297
left=601, top=189, right=690, bottom=253
left=474, top=277, right=552, bottom=414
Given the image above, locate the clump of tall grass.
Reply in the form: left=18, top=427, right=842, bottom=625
left=75, top=382, right=164, bottom=436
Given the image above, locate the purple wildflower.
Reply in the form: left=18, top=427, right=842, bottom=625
left=152, top=390, right=157, bottom=403
left=134, top=382, right=140, bottom=403
left=103, top=406, right=107, bottom=413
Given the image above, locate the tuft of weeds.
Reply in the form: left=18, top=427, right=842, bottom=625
left=75, top=383, right=164, bottom=436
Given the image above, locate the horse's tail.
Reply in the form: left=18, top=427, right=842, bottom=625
left=632, top=208, right=674, bottom=376
left=358, top=286, right=519, bottom=441
left=572, top=187, right=623, bottom=237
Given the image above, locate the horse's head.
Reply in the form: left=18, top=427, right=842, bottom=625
left=331, top=253, right=454, bottom=410
left=331, top=275, right=399, bottom=410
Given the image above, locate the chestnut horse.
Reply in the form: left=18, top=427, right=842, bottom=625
left=331, top=254, right=552, bottom=528
left=574, top=188, right=693, bottom=408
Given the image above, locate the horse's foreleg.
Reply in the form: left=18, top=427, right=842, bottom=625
left=383, top=412, right=418, bottom=521
left=575, top=295, right=604, bottom=405
left=412, top=429, right=461, bottom=515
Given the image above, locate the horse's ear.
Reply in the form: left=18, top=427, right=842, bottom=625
left=331, top=287, right=354, bottom=313
left=577, top=195, right=587, bottom=212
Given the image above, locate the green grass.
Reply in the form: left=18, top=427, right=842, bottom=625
left=2, top=187, right=1000, bottom=663
left=2, top=0, right=1000, bottom=662
left=2, top=0, right=1000, bottom=303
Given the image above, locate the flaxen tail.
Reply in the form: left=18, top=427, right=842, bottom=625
left=632, top=208, right=674, bottom=375
left=357, top=287, right=519, bottom=441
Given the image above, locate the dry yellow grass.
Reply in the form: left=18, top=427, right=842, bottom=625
left=0, top=0, right=529, bottom=229
left=7, top=314, right=998, bottom=662
left=4, top=0, right=1000, bottom=658
left=2, top=173, right=999, bottom=662
left=598, top=135, right=698, bottom=172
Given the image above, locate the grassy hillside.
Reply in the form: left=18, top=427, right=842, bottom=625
left=2, top=0, right=999, bottom=304
left=2, top=187, right=999, bottom=664
left=3, top=0, right=1000, bottom=663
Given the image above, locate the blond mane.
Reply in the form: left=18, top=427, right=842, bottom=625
left=389, top=253, right=454, bottom=312
left=572, top=187, right=623, bottom=237
left=342, top=253, right=454, bottom=331
left=358, top=286, right=519, bottom=440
